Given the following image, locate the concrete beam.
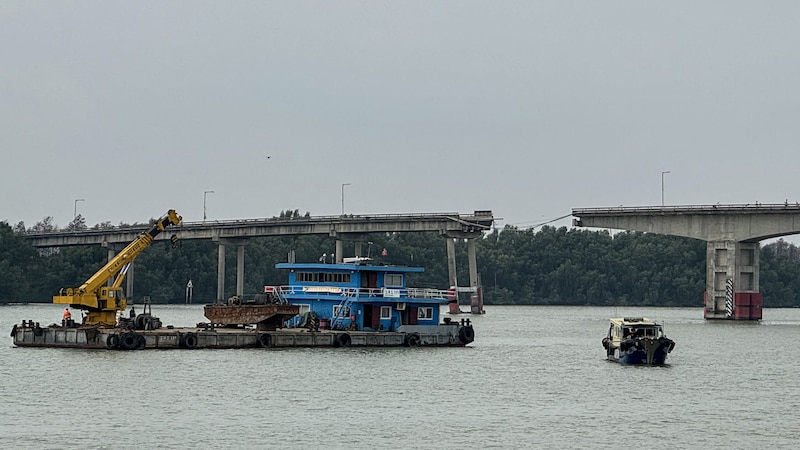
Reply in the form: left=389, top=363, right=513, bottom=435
left=573, top=204, right=800, bottom=242
left=24, top=212, right=494, bottom=248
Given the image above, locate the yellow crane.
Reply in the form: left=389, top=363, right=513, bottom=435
left=53, top=210, right=182, bottom=327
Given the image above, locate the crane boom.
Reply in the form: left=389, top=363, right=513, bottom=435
left=53, top=209, right=182, bottom=326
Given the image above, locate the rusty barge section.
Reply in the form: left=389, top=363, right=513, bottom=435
left=10, top=320, right=473, bottom=350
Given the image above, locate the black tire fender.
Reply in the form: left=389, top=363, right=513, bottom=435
left=119, top=332, right=139, bottom=350
left=258, top=333, right=272, bottom=348
left=458, top=326, right=475, bottom=344
left=405, top=333, right=421, bottom=347
left=337, top=333, right=352, bottom=347
left=106, top=333, right=120, bottom=349
left=136, top=334, right=147, bottom=350
left=181, top=332, right=198, bottom=349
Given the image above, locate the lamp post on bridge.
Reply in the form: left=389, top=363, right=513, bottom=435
left=204, top=190, right=215, bottom=221
left=73, top=198, right=85, bottom=220
left=661, top=171, right=670, bottom=206
left=341, top=183, right=351, bottom=216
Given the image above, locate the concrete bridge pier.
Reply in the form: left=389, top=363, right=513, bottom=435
left=446, top=238, right=459, bottom=313
left=705, top=241, right=763, bottom=320
left=571, top=204, right=797, bottom=321
left=332, top=233, right=368, bottom=263
left=467, top=239, right=484, bottom=314
left=445, top=232, right=485, bottom=314
left=214, top=238, right=249, bottom=302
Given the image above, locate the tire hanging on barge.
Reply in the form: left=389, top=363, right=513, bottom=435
left=181, top=332, right=198, bottom=349
left=106, top=334, right=120, bottom=350
left=119, top=332, right=140, bottom=351
left=258, top=333, right=272, bottom=348
left=136, top=334, right=147, bottom=350
left=458, top=326, right=475, bottom=344
left=336, top=333, right=352, bottom=347
left=405, top=333, right=420, bottom=347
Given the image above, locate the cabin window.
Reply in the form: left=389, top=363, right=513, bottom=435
left=380, top=306, right=391, bottom=319
left=297, top=304, right=310, bottom=315
left=333, top=305, right=350, bottom=318
left=296, top=272, right=351, bottom=283
left=384, top=274, right=403, bottom=287
left=418, top=307, right=433, bottom=320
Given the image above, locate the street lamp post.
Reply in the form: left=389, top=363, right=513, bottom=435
left=204, top=190, right=215, bottom=221
left=341, top=183, right=351, bottom=216
left=661, top=171, right=670, bottom=206
left=73, top=198, right=85, bottom=220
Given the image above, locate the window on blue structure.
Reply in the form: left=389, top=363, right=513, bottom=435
left=333, top=305, right=350, bottom=318
left=297, top=272, right=351, bottom=283
left=380, top=306, right=391, bottom=319
left=418, top=307, right=433, bottom=320
left=384, top=274, right=403, bottom=287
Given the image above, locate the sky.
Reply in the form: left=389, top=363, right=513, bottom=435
left=2, top=2, right=799, bottom=232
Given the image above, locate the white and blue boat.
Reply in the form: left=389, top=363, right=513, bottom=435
left=269, top=257, right=475, bottom=347
left=602, top=317, right=675, bottom=365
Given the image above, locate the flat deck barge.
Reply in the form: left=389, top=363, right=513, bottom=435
left=10, top=319, right=474, bottom=350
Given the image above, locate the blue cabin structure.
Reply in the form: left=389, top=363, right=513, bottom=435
left=273, top=257, right=451, bottom=332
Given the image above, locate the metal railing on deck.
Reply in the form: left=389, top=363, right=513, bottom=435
left=268, top=285, right=451, bottom=300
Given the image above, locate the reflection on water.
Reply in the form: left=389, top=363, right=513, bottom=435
left=2, top=303, right=799, bottom=449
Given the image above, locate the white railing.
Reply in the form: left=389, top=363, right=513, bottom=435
left=268, top=285, right=451, bottom=300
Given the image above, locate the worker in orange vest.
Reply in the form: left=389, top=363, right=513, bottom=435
left=62, top=308, right=71, bottom=327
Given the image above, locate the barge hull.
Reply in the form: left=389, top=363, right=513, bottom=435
left=11, top=324, right=474, bottom=350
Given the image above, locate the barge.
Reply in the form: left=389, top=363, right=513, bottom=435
left=11, top=239, right=475, bottom=349
left=10, top=319, right=473, bottom=350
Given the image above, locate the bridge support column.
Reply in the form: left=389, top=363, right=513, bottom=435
left=335, top=240, right=344, bottom=263
left=330, top=233, right=368, bottom=262
left=467, top=239, right=483, bottom=314
left=446, top=238, right=460, bottom=313
left=215, top=238, right=249, bottom=302
left=236, top=243, right=246, bottom=297
left=217, top=242, right=226, bottom=302
left=705, top=241, right=762, bottom=320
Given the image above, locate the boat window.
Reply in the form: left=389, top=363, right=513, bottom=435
left=384, top=274, right=403, bottom=287
left=296, top=272, right=351, bottom=283
left=380, top=306, right=391, bottom=319
left=297, top=304, right=310, bottom=315
left=418, top=307, right=433, bottom=320
left=333, top=305, right=350, bottom=318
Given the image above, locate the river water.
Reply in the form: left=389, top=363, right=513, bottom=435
left=1, top=303, right=799, bottom=449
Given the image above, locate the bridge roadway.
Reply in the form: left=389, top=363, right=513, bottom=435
left=25, top=211, right=494, bottom=312
left=572, top=203, right=800, bottom=320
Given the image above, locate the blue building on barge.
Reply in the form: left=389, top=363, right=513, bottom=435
left=271, top=257, right=474, bottom=346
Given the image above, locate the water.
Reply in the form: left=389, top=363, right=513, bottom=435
left=2, top=304, right=799, bottom=449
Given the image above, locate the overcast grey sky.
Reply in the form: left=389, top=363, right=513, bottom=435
left=2, top=2, right=799, bottom=230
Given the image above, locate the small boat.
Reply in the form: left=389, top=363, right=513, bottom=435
left=602, top=317, right=675, bottom=365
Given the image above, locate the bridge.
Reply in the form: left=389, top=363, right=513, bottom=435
left=572, top=203, right=800, bottom=320
left=25, top=211, right=495, bottom=313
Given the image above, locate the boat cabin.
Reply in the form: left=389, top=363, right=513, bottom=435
left=607, top=317, right=665, bottom=344
left=272, top=258, right=450, bottom=331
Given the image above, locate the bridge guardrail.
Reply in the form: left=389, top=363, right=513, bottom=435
left=573, top=203, right=800, bottom=215
left=22, top=211, right=494, bottom=238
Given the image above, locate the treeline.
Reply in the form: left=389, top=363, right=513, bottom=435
left=2, top=213, right=800, bottom=307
